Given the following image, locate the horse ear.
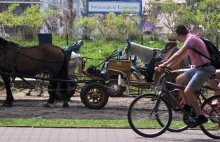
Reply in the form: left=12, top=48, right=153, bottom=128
left=127, top=40, right=131, bottom=47
left=0, top=37, right=8, bottom=46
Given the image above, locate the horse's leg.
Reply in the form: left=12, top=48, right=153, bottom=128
left=1, top=74, right=14, bottom=107
left=38, top=73, right=46, bottom=96
left=59, top=81, right=69, bottom=107
left=44, top=80, right=58, bottom=108
left=26, top=88, right=32, bottom=96
left=37, top=81, right=44, bottom=96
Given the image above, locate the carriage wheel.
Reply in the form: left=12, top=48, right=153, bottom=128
left=106, top=80, right=126, bottom=97
left=80, top=83, right=109, bottom=109
left=80, top=85, right=86, bottom=104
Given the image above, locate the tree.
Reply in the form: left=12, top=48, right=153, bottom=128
left=67, top=0, right=76, bottom=38
left=75, top=16, right=99, bottom=39
left=159, top=1, right=179, bottom=34
left=175, top=0, right=220, bottom=43
left=18, top=4, right=50, bottom=39
left=141, top=0, right=163, bottom=39
left=0, top=4, right=53, bottom=39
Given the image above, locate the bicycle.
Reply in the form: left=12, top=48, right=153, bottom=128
left=127, top=67, right=220, bottom=139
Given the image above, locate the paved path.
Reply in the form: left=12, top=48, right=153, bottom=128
left=0, top=127, right=219, bottom=142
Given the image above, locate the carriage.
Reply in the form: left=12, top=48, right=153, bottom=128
left=0, top=37, right=185, bottom=110
left=78, top=44, right=160, bottom=109
left=79, top=39, right=192, bottom=109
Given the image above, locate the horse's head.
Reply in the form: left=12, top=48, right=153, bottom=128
left=0, top=37, right=9, bottom=48
left=122, top=40, right=133, bottom=56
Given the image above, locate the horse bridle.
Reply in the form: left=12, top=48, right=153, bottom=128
left=125, top=43, right=134, bottom=56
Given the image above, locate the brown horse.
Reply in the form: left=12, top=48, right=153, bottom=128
left=0, top=37, right=75, bottom=107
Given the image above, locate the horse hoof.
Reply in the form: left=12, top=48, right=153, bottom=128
left=44, top=103, right=55, bottom=108
left=62, top=102, right=69, bottom=107
left=2, top=103, right=12, bottom=107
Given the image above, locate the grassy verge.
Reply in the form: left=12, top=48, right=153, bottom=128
left=0, top=119, right=217, bottom=130
left=0, top=118, right=188, bottom=128
left=0, top=118, right=130, bottom=128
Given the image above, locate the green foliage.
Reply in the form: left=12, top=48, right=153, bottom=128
left=2, top=1, right=219, bottom=45
left=19, top=5, right=43, bottom=28
left=176, top=5, right=196, bottom=26
left=0, top=4, right=19, bottom=27
left=0, top=4, right=57, bottom=40
left=17, top=5, right=52, bottom=39
left=160, top=1, right=179, bottom=33
left=75, top=12, right=141, bottom=41
left=75, top=16, right=99, bottom=39
left=174, top=0, right=220, bottom=42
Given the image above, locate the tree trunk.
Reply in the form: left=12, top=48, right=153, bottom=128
left=68, top=0, right=76, bottom=38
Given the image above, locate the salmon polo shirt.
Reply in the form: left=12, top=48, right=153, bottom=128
left=184, top=33, right=211, bottom=67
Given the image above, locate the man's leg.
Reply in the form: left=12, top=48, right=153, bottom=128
left=185, top=66, right=215, bottom=128
left=208, top=70, right=220, bottom=96
left=184, top=86, right=203, bottom=115
left=208, top=79, right=220, bottom=95
left=184, top=85, right=208, bottom=128
left=176, top=73, right=190, bottom=104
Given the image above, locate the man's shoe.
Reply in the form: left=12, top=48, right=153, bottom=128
left=190, top=115, right=208, bottom=128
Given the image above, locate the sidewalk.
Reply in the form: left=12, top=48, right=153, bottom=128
left=0, top=127, right=219, bottom=142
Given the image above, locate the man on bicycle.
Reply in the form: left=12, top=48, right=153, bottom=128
left=157, top=25, right=216, bottom=128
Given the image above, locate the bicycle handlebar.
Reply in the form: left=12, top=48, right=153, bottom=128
left=160, top=67, right=172, bottom=74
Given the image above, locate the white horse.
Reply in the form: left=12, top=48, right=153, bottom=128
left=122, top=40, right=190, bottom=67
left=122, top=41, right=161, bottom=64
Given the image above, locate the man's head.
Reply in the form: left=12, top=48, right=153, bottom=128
left=175, top=25, right=189, bottom=42
left=165, top=35, right=177, bottom=48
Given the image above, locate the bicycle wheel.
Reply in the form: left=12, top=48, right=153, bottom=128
left=157, top=90, right=189, bottom=132
left=128, top=93, right=172, bottom=138
left=200, top=95, right=220, bottom=139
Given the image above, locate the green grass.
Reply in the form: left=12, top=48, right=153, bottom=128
left=0, top=119, right=217, bottom=130
left=0, top=118, right=186, bottom=128
left=0, top=118, right=130, bottom=128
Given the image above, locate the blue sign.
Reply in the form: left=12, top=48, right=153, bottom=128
left=86, top=0, right=142, bottom=15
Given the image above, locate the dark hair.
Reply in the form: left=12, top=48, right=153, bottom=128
left=175, top=25, right=188, bottom=35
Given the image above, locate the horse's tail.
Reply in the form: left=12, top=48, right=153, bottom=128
left=58, top=49, right=77, bottom=98
left=59, top=49, right=69, bottom=79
